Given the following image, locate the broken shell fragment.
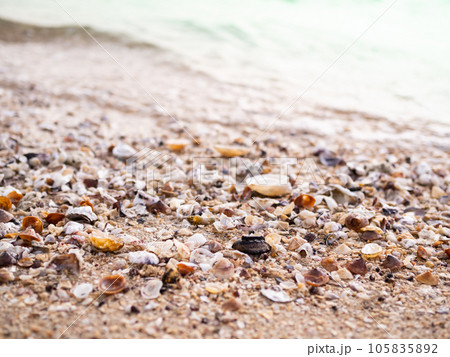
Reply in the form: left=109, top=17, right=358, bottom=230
left=22, top=216, right=43, bottom=234
left=99, top=274, right=126, bottom=294
left=18, top=257, right=34, bottom=268
left=417, top=246, right=430, bottom=260
left=361, top=243, right=383, bottom=259
left=382, top=254, right=403, bottom=270
left=346, top=258, right=367, bottom=275
left=0, top=252, right=16, bottom=267
left=415, top=271, right=439, bottom=286
left=0, top=209, right=14, bottom=223
left=214, top=145, right=250, bottom=158
left=0, top=268, right=14, bottom=284
left=6, top=191, right=23, bottom=205
left=294, top=194, right=316, bottom=209
left=360, top=225, right=383, bottom=241
left=73, top=283, right=93, bottom=299
left=303, top=268, right=330, bottom=286
left=140, top=279, right=163, bottom=299
left=245, top=174, right=291, bottom=197
left=89, top=231, right=124, bottom=252
left=0, top=197, right=12, bottom=211
left=261, top=287, right=292, bottom=303
left=177, top=262, right=197, bottom=276
left=211, top=258, right=234, bottom=279
left=320, top=257, right=338, bottom=272
left=232, top=236, right=271, bottom=255
left=44, top=212, right=66, bottom=225
left=344, top=213, right=369, bottom=231
left=50, top=253, right=81, bottom=275
left=66, top=206, right=97, bottom=223
left=18, top=227, right=42, bottom=242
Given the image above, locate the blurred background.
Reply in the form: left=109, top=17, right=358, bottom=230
left=1, top=0, right=449, bottom=124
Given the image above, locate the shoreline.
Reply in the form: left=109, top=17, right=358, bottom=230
left=0, top=28, right=449, bottom=339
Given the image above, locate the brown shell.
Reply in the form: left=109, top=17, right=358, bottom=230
left=0, top=268, right=14, bottom=284
left=50, top=253, right=80, bottom=275
left=18, top=227, right=42, bottom=242
left=415, top=271, right=439, bottom=286
left=344, top=213, right=369, bottom=231
left=382, top=254, right=403, bottom=271
left=0, top=209, right=14, bottom=223
left=417, top=246, right=430, bottom=260
left=232, top=236, right=271, bottom=255
left=445, top=248, right=450, bottom=258
left=6, top=191, right=23, bottom=205
left=45, top=212, right=66, bottom=225
left=294, top=194, right=316, bottom=209
left=18, top=257, right=34, bottom=268
left=99, top=274, right=126, bottom=295
left=346, top=257, right=367, bottom=275
left=0, top=196, right=12, bottom=211
left=303, top=268, right=330, bottom=286
left=360, top=230, right=381, bottom=241
left=320, top=257, right=338, bottom=272
left=177, top=262, right=196, bottom=276
left=22, top=216, right=43, bottom=234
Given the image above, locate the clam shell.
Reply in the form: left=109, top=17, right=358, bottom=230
left=0, top=196, right=12, bottom=211
left=261, top=287, right=292, bottom=303
left=140, top=279, right=163, bottom=299
left=44, top=212, right=66, bottom=225
left=6, top=191, right=23, bottom=204
left=211, top=258, right=234, bottom=279
left=89, top=231, right=123, bottom=252
left=73, top=283, right=93, bottom=299
left=361, top=243, right=383, bottom=259
left=99, top=274, right=126, bottom=294
left=245, top=174, right=291, bottom=197
left=128, top=251, right=159, bottom=265
left=303, top=268, right=330, bottom=286
left=294, top=194, right=316, bottom=209
left=22, top=216, right=43, bottom=234
left=214, top=145, right=250, bottom=158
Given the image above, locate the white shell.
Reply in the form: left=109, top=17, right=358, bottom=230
left=64, top=221, right=84, bottom=235
left=185, top=233, right=207, bottom=250
left=141, top=279, right=163, bottom=299
left=129, top=251, right=159, bottom=265
left=361, top=243, right=383, bottom=258
left=246, top=174, right=291, bottom=197
left=261, top=287, right=292, bottom=303
left=112, top=142, right=136, bottom=159
left=66, top=206, right=97, bottom=223
left=72, top=283, right=93, bottom=299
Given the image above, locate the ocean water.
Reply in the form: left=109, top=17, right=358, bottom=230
left=1, top=0, right=449, bottom=124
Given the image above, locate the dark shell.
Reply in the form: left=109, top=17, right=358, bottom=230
left=232, top=236, right=271, bottom=255
left=50, top=253, right=80, bottom=275
left=344, top=213, right=369, bottom=231
left=83, top=178, right=98, bottom=188
left=0, top=252, right=16, bottom=268
left=162, top=268, right=180, bottom=286
left=382, top=254, right=402, bottom=270
left=303, top=268, right=330, bottom=286
left=361, top=230, right=381, bottom=241
left=45, top=213, right=66, bottom=225
left=346, top=257, right=367, bottom=275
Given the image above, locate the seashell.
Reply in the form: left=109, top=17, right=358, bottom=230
left=261, top=287, right=292, bottom=303
left=303, top=268, right=329, bottom=286
left=99, top=274, right=126, bottom=294
left=0, top=196, right=12, bottom=211
left=360, top=225, right=383, bottom=241
left=167, top=140, right=188, bottom=151
left=445, top=248, right=450, bottom=258
left=417, top=246, right=430, bottom=260
left=294, top=194, right=316, bottom=209
left=337, top=267, right=353, bottom=280
left=321, top=257, right=338, bottom=272
left=382, top=255, right=402, bottom=270
left=205, top=282, right=227, bottom=294
left=66, top=206, right=97, bottom=223
left=287, top=237, right=305, bottom=251
left=140, top=279, right=163, bottom=299
left=128, top=251, right=159, bottom=265
left=202, top=240, right=223, bottom=253
left=22, top=216, right=43, bottom=234
left=18, top=227, right=42, bottom=242
left=335, top=243, right=352, bottom=255
left=346, top=258, right=367, bottom=275
left=265, top=233, right=282, bottom=246
left=6, top=191, right=23, bottom=205
left=214, top=145, right=250, bottom=158
left=0, top=268, right=14, bottom=284
left=162, top=268, right=180, bottom=286
left=232, top=236, right=271, bottom=255
left=222, top=297, right=242, bottom=311
left=185, top=233, right=207, bottom=250
left=83, top=178, right=98, bottom=188
left=211, top=258, right=234, bottom=279
left=80, top=198, right=94, bottom=211
left=361, top=243, right=383, bottom=259
left=50, top=253, right=81, bottom=275
left=177, top=262, right=197, bottom=275
left=0, top=209, right=14, bottom=223
left=187, top=215, right=214, bottom=226
left=73, top=283, right=93, bottom=299
left=112, top=142, right=136, bottom=159
left=17, top=257, right=34, bottom=268
left=0, top=252, right=16, bottom=267
left=415, top=271, right=439, bottom=286
left=344, top=213, right=368, bottom=231
left=44, top=212, right=66, bottom=225
left=89, top=231, right=123, bottom=252
left=246, top=174, right=291, bottom=197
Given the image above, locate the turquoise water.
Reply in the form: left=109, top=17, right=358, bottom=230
left=1, top=0, right=449, bottom=123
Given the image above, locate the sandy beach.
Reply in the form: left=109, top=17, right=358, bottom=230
left=0, top=20, right=449, bottom=339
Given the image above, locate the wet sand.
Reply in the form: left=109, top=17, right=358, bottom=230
left=0, top=22, right=449, bottom=339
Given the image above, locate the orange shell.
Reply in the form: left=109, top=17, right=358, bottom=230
left=44, top=212, right=66, bottom=225
left=99, top=275, right=126, bottom=295
left=80, top=199, right=94, bottom=211
left=22, top=216, right=43, bottom=234
left=294, top=194, right=316, bottom=209
left=177, top=262, right=196, bottom=276
left=0, top=197, right=12, bottom=211
left=6, top=191, right=23, bottom=205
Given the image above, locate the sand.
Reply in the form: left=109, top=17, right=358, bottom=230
left=0, top=22, right=449, bottom=339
